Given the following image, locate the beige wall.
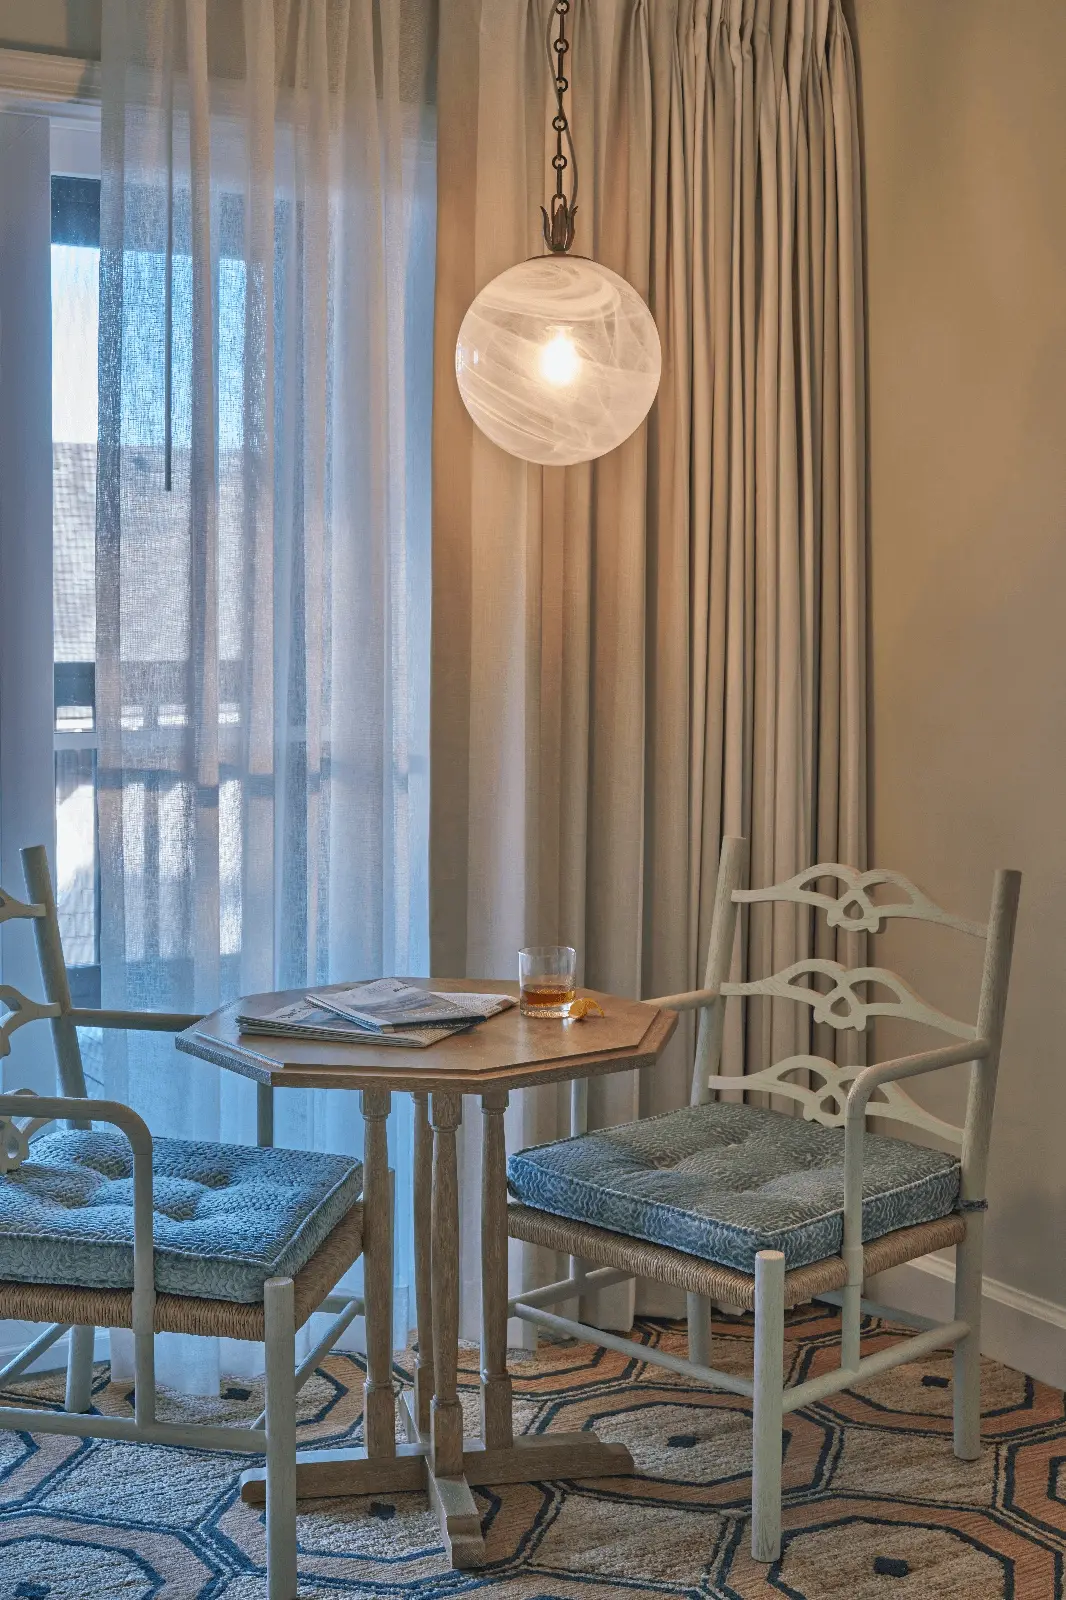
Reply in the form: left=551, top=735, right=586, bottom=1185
left=0, top=2, right=99, bottom=59
left=0, top=2, right=266, bottom=83
left=853, top=0, right=1066, bottom=1314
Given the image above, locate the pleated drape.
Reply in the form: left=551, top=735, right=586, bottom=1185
left=432, top=0, right=866, bottom=1324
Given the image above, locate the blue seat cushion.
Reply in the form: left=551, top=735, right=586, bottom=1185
left=0, top=1130, right=363, bottom=1303
left=506, top=1100, right=961, bottom=1275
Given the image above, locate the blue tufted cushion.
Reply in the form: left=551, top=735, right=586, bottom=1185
left=0, top=1131, right=363, bottom=1303
left=507, top=1101, right=961, bottom=1275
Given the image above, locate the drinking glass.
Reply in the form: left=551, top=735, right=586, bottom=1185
left=519, top=945, right=577, bottom=1018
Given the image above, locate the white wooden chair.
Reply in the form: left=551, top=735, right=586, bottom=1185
left=505, top=836, right=1020, bottom=1561
left=0, top=845, right=394, bottom=1600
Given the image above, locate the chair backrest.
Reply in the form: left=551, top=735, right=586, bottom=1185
left=0, top=846, right=90, bottom=1121
left=695, top=836, right=1020, bottom=1197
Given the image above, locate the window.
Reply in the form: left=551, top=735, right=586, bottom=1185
left=50, top=178, right=257, bottom=1013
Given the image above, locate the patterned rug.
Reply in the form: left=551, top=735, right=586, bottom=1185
left=1, top=1306, right=1064, bottom=1598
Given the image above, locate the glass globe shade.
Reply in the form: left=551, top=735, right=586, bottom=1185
left=455, top=255, right=662, bottom=467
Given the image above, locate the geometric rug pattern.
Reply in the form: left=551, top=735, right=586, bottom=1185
left=2, top=1306, right=1065, bottom=1598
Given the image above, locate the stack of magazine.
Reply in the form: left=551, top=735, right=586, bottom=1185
left=235, top=979, right=514, bottom=1050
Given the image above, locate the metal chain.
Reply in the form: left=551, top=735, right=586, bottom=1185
left=541, top=0, right=579, bottom=253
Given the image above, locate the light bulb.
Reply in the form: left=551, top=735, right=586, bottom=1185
left=455, top=255, right=661, bottom=466
left=539, top=331, right=580, bottom=387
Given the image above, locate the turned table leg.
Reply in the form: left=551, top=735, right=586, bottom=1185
left=426, top=1090, right=484, bottom=1565
left=361, top=1089, right=395, bottom=1458
left=430, top=1091, right=464, bottom=1479
left=244, top=1075, right=632, bottom=1563
left=412, top=1090, right=435, bottom=1436
left=479, top=1089, right=513, bottom=1449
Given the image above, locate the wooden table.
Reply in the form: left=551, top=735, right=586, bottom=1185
left=177, top=979, right=676, bottom=1567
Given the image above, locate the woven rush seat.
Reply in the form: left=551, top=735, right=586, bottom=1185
left=506, top=1204, right=966, bottom=1311
left=506, top=1099, right=961, bottom=1276
left=0, top=1204, right=364, bottom=1340
left=0, top=1130, right=363, bottom=1303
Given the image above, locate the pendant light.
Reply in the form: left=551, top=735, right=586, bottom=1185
left=455, top=1, right=661, bottom=467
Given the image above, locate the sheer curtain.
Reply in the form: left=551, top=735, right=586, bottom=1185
left=96, top=0, right=436, bottom=1388
left=432, top=0, right=866, bottom=1328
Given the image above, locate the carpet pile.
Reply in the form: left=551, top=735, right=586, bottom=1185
left=1, top=1306, right=1063, bottom=1597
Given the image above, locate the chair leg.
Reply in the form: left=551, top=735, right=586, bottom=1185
left=264, top=1277, right=297, bottom=1600
left=751, top=1250, right=785, bottom=1563
left=65, top=1325, right=95, bottom=1413
left=687, top=1292, right=711, bottom=1367
left=953, top=1220, right=983, bottom=1460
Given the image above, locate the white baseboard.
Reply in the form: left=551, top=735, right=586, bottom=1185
left=867, top=1257, right=1066, bottom=1390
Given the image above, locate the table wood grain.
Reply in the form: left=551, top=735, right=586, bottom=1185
left=176, top=978, right=676, bottom=1092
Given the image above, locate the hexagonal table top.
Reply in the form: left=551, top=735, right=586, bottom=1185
left=177, top=978, right=676, bottom=1093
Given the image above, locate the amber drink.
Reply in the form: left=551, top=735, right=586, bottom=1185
left=519, top=945, right=577, bottom=1018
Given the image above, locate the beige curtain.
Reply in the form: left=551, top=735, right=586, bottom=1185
left=431, top=0, right=866, bottom=1326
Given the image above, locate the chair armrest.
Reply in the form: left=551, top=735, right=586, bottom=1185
left=0, top=1093, right=156, bottom=1329
left=644, top=986, right=719, bottom=1012
left=845, top=1039, right=988, bottom=1118
left=0, top=1091, right=152, bottom=1145
left=840, top=1039, right=989, bottom=1281
left=67, top=1007, right=203, bottom=1033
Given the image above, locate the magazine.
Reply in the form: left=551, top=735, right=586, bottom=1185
left=311, top=979, right=513, bottom=1032
left=234, top=996, right=471, bottom=1050
left=234, top=986, right=514, bottom=1051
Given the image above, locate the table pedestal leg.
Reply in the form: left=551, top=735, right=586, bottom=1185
left=429, top=1091, right=464, bottom=1476
left=243, top=1422, right=634, bottom=1531
left=479, top=1089, right=513, bottom=1448
left=241, top=1087, right=634, bottom=1569
left=412, top=1091, right=434, bottom=1435
left=427, top=1090, right=483, bottom=1562
left=360, top=1089, right=395, bottom=1458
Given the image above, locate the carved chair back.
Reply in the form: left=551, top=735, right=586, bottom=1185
left=0, top=846, right=91, bottom=1169
left=695, top=837, right=1019, bottom=1198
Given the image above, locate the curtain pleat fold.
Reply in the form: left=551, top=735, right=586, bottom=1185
left=432, top=0, right=866, bottom=1325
